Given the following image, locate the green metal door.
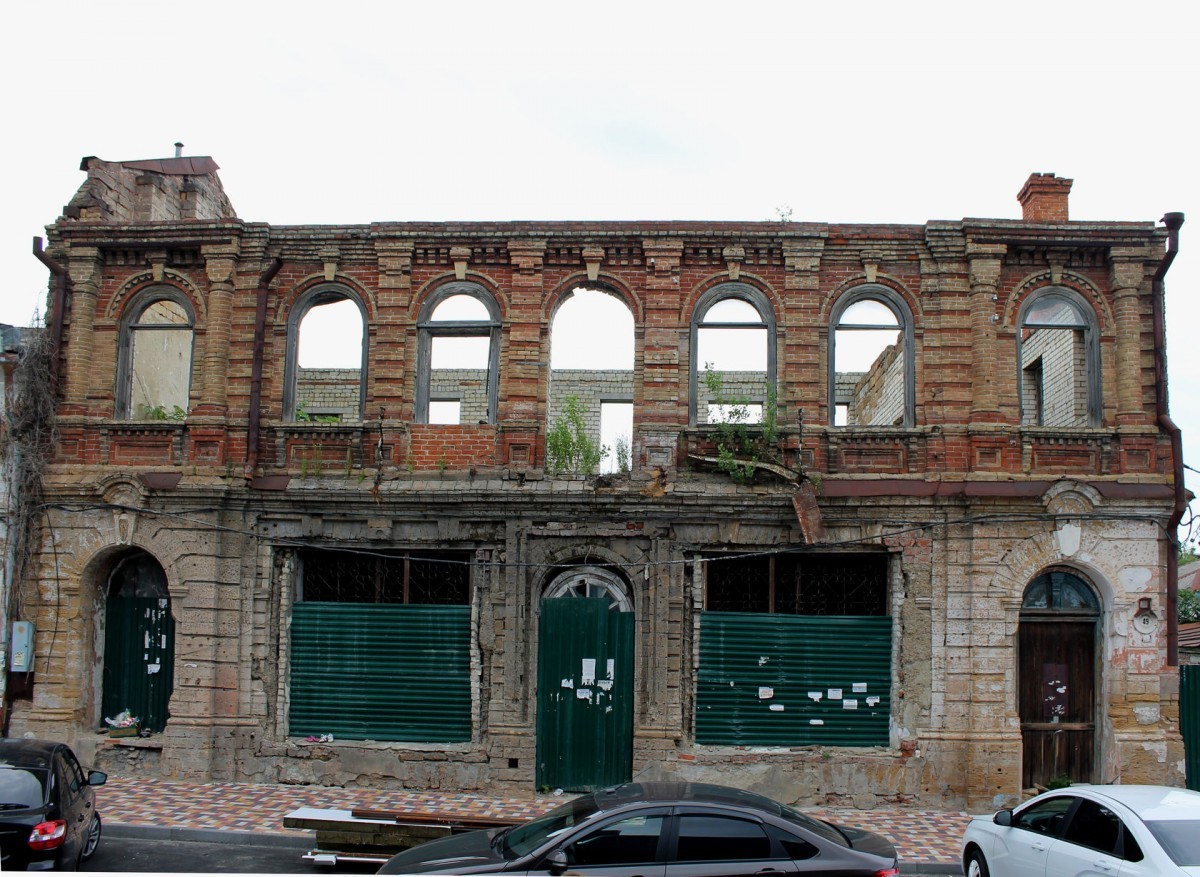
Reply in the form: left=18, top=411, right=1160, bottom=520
left=1183, top=664, right=1200, bottom=792
left=102, top=594, right=175, bottom=733
left=536, top=598, right=634, bottom=792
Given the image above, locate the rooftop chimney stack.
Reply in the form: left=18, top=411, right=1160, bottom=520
left=1017, top=172, right=1073, bottom=222
left=174, top=141, right=184, bottom=158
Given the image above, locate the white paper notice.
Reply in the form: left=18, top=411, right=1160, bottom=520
left=809, top=719, right=824, bottom=725
left=581, top=659, right=596, bottom=685
left=842, top=699, right=858, bottom=710
left=769, top=704, right=785, bottom=712
left=758, top=687, right=774, bottom=700
left=827, top=689, right=842, bottom=700
left=852, top=682, right=868, bottom=693
left=807, top=691, right=822, bottom=702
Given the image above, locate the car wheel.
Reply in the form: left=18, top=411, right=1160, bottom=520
left=81, top=813, right=102, bottom=861
left=965, top=848, right=990, bottom=877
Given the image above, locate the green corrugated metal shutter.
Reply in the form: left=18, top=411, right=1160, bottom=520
left=289, top=603, right=471, bottom=742
left=536, top=598, right=634, bottom=792
left=697, top=612, right=892, bottom=747
left=1183, top=664, right=1200, bottom=792
left=102, top=596, right=175, bottom=733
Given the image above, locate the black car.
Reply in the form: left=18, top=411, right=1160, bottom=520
left=378, top=781, right=899, bottom=876
left=0, top=739, right=106, bottom=871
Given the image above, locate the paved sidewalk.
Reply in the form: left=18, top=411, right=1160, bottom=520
left=96, top=777, right=970, bottom=870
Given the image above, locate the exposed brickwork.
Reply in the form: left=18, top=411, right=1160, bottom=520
left=10, top=157, right=1184, bottom=812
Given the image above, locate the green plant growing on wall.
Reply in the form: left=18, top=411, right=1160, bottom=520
left=702, top=365, right=779, bottom=485
left=137, top=403, right=186, bottom=421
left=545, top=395, right=606, bottom=476
left=295, top=402, right=340, bottom=423
left=614, top=435, right=631, bottom=475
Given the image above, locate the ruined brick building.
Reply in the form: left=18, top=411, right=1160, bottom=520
left=7, top=152, right=1188, bottom=809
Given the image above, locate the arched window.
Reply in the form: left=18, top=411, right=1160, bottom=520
left=548, top=286, right=634, bottom=474
left=1021, top=569, right=1100, bottom=614
left=545, top=565, right=633, bottom=612
left=1017, top=288, right=1099, bottom=427
left=829, top=286, right=914, bottom=427
left=118, top=288, right=195, bottom=420
left=690, top=284, right=776, bottom=426
left=416, top=283, right=501, bottom=424
left=285, top=285, right=367, bottom=423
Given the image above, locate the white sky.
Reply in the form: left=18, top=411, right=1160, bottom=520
left=4, top=0, right=1199, bottom=533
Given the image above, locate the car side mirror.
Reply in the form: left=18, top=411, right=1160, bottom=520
left=87, top=770, right=108, bottom=787
left=993, top=809, right=1013, bottom=827
left=545, top=849, right=570, bottom=876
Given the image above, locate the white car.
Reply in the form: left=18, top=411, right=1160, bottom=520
left=961, top=784, right=1200, bottom=876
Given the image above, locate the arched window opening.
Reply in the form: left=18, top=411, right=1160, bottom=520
left=1021, top=569, right=1100, bottom=614
left=545, top=564, right=633, bottom=612
left=548, top=287, right=634, bottom=475
left=119, top=292, right=194, bottom=420
left=288, top=288, right=366, bottom=423
left=829, top=288, right=913, bottom=427
left=416, top=284, right=500, bottom=425
left=1018, top=289, right=1098, bottom=427
left=690, top=285, right=775, bottom=426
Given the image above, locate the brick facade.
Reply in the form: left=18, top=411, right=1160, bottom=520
left=8, top=158, right=1184, bottom=811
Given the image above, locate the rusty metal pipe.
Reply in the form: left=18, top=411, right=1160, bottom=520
left=1151, top=212, right=1184, bottom=666
left=246, top=257, right=283, bottom=477
left=31, top=237, right=67, bottom=392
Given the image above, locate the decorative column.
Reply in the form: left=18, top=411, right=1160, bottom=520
left=967, top=242, right=1006, bottom=422
left=65, top=248, right=102, bottom=410
left=1109, top=249, right=1147, bottom=425
left=199, top=247, right=238, bottom=412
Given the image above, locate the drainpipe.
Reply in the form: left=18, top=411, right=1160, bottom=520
left=246, top=258, right=283, bottom=478
left=1151, top=212, right=1184, bottom=666
left=31, top=238, right=67, bottom=393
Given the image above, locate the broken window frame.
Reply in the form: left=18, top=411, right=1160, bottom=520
left=1016, top=287, right=1099, bottom=428
left=827, top=285, right=915, bottom=429
left=116, top=286, right=196, bottom=420
left=283, top=284, right=368, bottom=423
left=689, top=283, right=777, bottom=426
left=415, top=282, right=501, bottom=425
left=703, top=551, right=890, bottom=616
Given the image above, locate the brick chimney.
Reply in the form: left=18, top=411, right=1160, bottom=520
left=1017, top=173, right=1073, bottom=222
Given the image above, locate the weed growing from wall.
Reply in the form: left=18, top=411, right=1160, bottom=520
left=545, top=395, right=606, bottom=476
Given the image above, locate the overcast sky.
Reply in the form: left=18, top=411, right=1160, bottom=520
left=4, top=0, right=1198, bottom=533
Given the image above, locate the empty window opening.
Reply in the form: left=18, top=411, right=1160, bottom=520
left=832, top=297, right=906, bottom=427
left=1019, top=292, right=1093, bottom=427
left=548, top=288, right=634, bottom=475
left=428, top=400, right=462, bottom=425
left=705, top=552, right=888, bottom=616
left=599, top=401, right=633, bottom=474
left=293, top=293, right=364, bottom=422
left=417, top=285, right=500, bottom=424
left=123, top=295, right=194, bottom=420
left=694, top=294, right=770, bottom=425
left=297, top=548, right=470, bottom=605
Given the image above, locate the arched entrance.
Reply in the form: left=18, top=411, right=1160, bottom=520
left=1018, top=569, right=1099, bottom=788
left=102, top=550, right=175, bottom=732
left=536, top=565, right=634, bottom=792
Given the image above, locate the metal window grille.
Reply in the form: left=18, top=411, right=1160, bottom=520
left=297, top=548, right=470, bottom=604
left=704, top=552, right=887, bottom=616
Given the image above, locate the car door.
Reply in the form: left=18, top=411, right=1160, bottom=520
left=992, top=794, right=1076, bottom=877
left=665, top=809, right=798, bottom=877
left=525, top=808, right=668, bottom=877
left=51, top=752, right=81, bottom=864
left=1045, top=798, right=1124, bottom=876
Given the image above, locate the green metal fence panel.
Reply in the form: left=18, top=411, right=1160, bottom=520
left=536, top=598, right=634, bottom=792
left=102, top=596, right=175, bottom=733
left=1183, top=664, right=1200, bottom=792
left=697, top=612, right=892, bottom=747
left=289, top=603, right=471, bottom=742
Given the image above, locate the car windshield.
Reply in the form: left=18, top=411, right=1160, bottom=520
left=501, top=796, right=602, bottom=858
left=1145, top=820, right=1200, bottom=866
left=0, top=767, right=48, bottom=809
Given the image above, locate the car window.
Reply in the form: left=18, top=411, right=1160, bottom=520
left=0, top=767, right=48, bottom=809
left=504, top=796, right=602, bottom=857
left=1145, top=821, right=1200, bottom=867
left=1013, top=795, right=1074, bottom=837
left=766, top=825, right=819, bottom=860
left=53, top=754, right=77, bottom=805
left=675, top=814, right=772, bottom=862
left=565, top=813, right=665, bottom=867
left=1062, top=799, right=1120, bottom=855
left=61, top=751, right=85, bottom=793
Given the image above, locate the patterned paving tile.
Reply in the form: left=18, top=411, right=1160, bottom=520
left=96, top=778, right=969, bottom=864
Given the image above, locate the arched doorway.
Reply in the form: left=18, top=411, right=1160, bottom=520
left=1018, top=569, right=1099, bottom=788
left=536, top=565, right=634, bottom=792
left=102, top=550, right=175, bottom=732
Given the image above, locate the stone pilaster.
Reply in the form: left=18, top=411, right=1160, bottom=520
left=65, top=248, right=102, bottom=408
left=1109, top=249, right=1148, bottom=425
left=199, top=247, right=238, bottom=412
left=505, top=240, right=547, bottom=423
